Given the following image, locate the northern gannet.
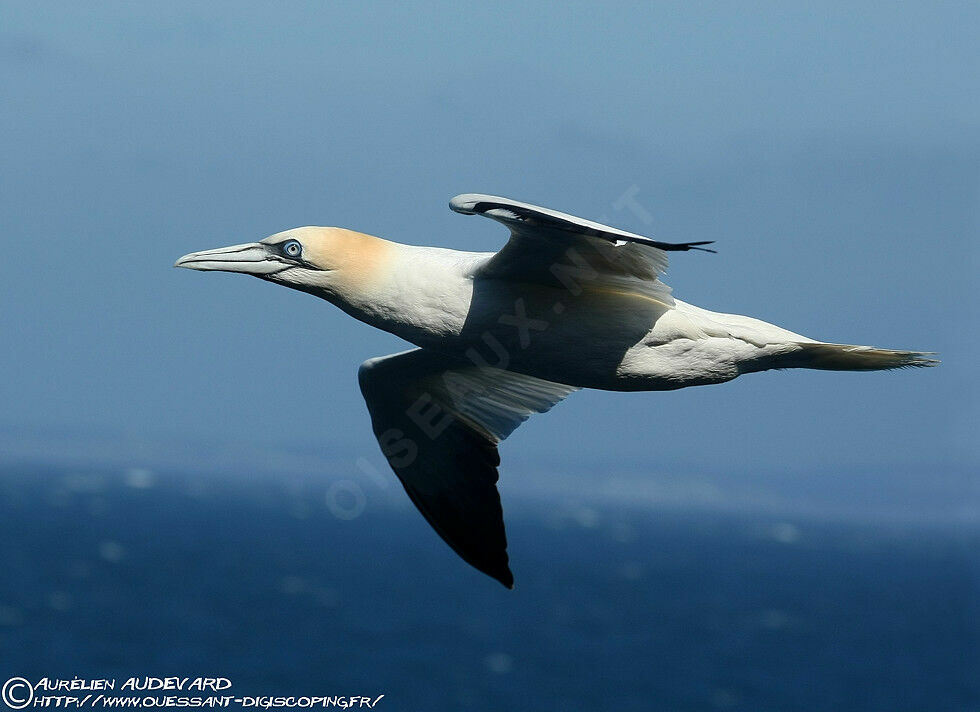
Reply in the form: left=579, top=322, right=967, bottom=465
left=175, top=193, right=937, bottom=588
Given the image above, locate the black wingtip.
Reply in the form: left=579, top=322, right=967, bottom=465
left=493, top=567, right=515, bottom=589
left=684, top=241, right=717, bottom=253
left=654, top=239, right=717, bottom=253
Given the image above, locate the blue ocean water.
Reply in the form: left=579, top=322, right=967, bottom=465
left=0, top=465, right=976, bottom=711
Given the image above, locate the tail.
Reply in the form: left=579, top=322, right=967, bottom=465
left=786, top=342, right=939, bottom=371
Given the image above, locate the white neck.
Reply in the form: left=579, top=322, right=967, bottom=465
left=322, top=242, right=484, bottom=347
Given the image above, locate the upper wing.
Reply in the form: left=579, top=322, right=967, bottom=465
left=358, top=348, right=578, bottom=588
left=450, top=193, right=714, bottom=304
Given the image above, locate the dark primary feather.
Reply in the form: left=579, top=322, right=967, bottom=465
left=457, top=195, right=716, bottom=252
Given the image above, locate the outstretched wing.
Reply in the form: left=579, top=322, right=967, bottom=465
left=450, top=193, right=713, bottom=304
left=358, top=349, right=578, bottom=588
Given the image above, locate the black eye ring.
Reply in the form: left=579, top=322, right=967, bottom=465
left=282, top=239, right=302, bottom=259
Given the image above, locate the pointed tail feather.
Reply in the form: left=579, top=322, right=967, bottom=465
left=790, top=343, right=939, bottom=371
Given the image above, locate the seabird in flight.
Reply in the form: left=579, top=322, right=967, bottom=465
left=175, top=193, right=936, bottom=588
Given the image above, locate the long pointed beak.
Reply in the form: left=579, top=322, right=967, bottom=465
left=174, top=242, right=286, bottom=275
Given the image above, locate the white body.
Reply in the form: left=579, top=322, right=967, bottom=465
left=337, top=243, right=817, bottom=391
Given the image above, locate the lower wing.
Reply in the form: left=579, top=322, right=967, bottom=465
left=357, top=349, right=578, bottom=588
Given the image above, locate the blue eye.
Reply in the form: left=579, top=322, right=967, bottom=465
left=282, top=240, right=302, bottom=258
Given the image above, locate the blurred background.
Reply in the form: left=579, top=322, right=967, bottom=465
left=1, top=2, right=977, bottom=710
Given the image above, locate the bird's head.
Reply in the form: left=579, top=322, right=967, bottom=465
left=175, top=227, right=392, bottom=300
